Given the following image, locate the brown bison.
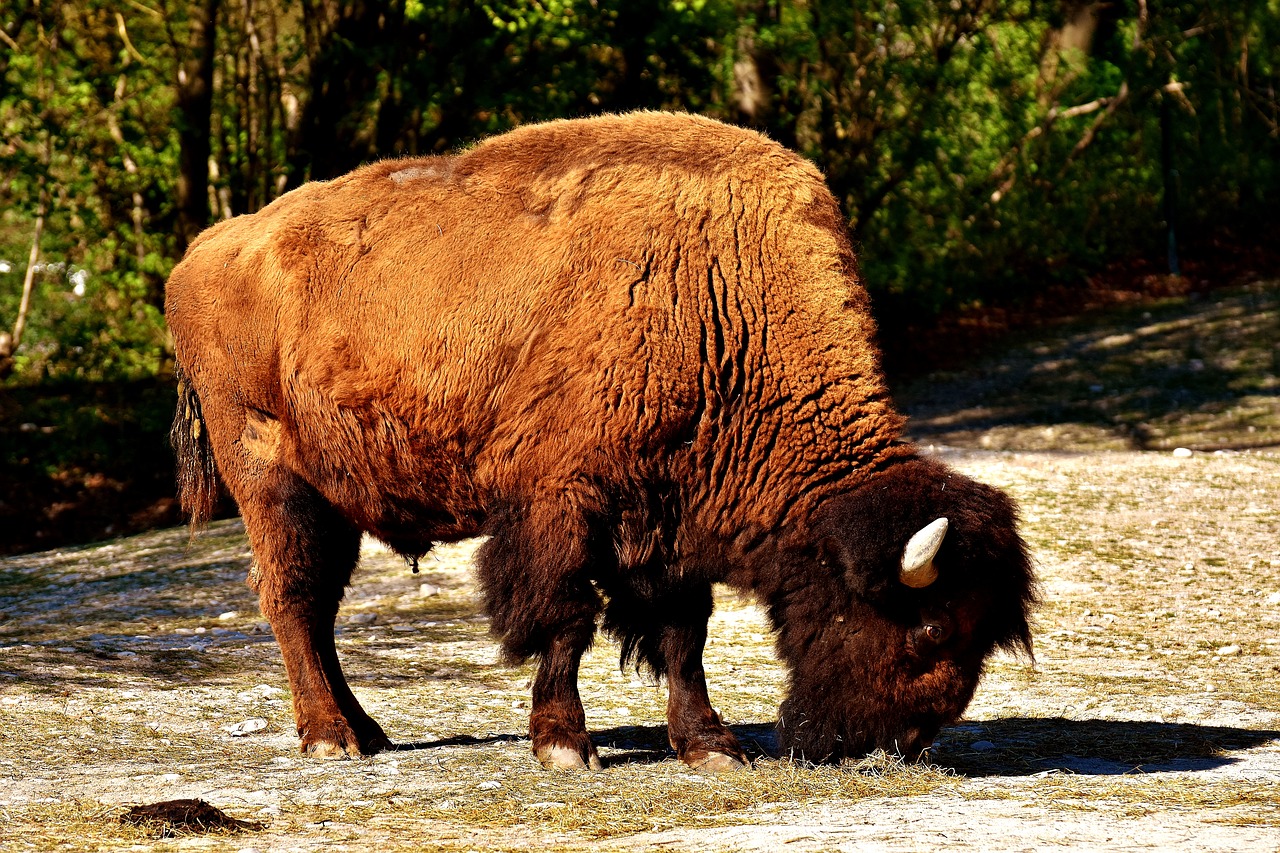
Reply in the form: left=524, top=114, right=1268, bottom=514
left=167, top=111, right=1036, bottom=772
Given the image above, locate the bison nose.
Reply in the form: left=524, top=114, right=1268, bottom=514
left=888, top=728, right=931, bottom=762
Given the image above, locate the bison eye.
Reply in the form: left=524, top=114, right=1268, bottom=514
left=911, top=621, right=950, bottom=649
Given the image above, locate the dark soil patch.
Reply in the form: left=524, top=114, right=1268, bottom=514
left=0, top=378, right=210, bottom=556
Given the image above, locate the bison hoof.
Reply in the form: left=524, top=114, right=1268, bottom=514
left=536, top=744, right=603, bottom=771
left=304, top=739, right=357, bottom=760
left=686, top=751, right=748, bottom=773
left=300, top=719, right=391, bottom=759
left=362, top=732, right=394, bottom=754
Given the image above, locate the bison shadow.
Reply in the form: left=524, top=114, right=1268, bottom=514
left=390, top=718, right=1280, bottom=775
left=388, top=723, right=778, bottom=768
left=937, top=716, right=1280, bottom=777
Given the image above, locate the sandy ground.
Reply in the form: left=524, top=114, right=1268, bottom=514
left=1, top=445, right=1278, bottom=852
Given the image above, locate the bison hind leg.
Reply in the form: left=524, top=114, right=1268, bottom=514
left=235, top=467, right=390, bottom=758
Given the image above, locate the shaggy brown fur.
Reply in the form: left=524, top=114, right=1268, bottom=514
left=166, top=111, right=1036, bottom=769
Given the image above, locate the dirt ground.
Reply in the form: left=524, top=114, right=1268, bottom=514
left=2, top=286, right=1278, bottom=852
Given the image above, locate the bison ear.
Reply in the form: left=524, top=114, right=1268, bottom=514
left=899, top=517, right=947, bottom=589
left=816, top=534, right=886, bottom=600
left=816, top=535, right=843, bottom=571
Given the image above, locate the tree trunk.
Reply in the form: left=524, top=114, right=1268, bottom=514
left=0, top=173, right=47, bottom=380
left=174, top=0, right=221, bottom=253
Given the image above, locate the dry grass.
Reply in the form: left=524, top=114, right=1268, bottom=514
left=1, top=283, right=1278, bottom=851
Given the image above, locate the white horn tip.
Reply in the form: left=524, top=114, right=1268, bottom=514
left=900, top=517, right=948, bottom=588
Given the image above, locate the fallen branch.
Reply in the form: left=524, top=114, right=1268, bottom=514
left=1059, top=81, right=1131, bottom=176
left=116, top=12, right=148, bottom=65
left=987, top=90, right=1128, bottom=203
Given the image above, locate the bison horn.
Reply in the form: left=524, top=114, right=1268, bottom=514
left=899, top=517, right=948, bottom=588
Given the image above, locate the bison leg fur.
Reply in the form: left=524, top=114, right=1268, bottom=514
left=529, top=624, right=603, bottom=770
left=660, top=592, right=749, bottom=772
left=604, top=582, right=748, bottom=772
left=477, top=504, right=605, bottom=770
left=240, top=473, right=391, bottom=758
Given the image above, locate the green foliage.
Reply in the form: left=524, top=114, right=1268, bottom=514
left=291, top=0, right=730, bottom=178
left=1, top=0, right=179, bottom=384
left=731, top=1, right=1279, bottom=311
left=6, top=267, right=169, bottom=383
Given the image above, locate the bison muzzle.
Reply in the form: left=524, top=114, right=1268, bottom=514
left=166, top=111, right=1037, bottom=771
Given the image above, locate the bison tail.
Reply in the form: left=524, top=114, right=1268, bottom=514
left=171, top=363, right=219, bottom=530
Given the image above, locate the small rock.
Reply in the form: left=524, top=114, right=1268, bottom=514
left=1172, top=447, right=1193, bottom=458
left=225, top=718, right=269, bottom=737
left=419, top=583, right=442, bottom=597
left=1216, top=644, right=1242, bottom=656
left=970, top=740, right=996, bottom=751
left=347, top=612, right=377, bottom=625
left=477, top=780, right=502, bottom=790
left=218, top=611, right=239, bottom=621
left=1265, top=592, right=1280, bottom=606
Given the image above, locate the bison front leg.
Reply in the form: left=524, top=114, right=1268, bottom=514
left=660, top=589, right=749, bottom=773
left=604, top=582, right=749, bottom=772
left=477, top=503, right=604, bottom=771
left=240, top=474, right=391, bottom=758
left=529, top=623, right=603, bottom=770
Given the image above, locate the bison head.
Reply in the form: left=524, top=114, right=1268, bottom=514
left=772, top=456, right=1037, bottom=762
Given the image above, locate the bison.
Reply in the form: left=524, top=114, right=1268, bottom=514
left=166, top=111, right=1036, bottom=772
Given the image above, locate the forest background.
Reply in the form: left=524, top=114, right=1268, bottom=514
left=1, top=0, right=1277, bottom=554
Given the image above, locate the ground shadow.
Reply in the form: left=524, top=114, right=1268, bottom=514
left=592, top=722, right=780, bottom=768
left=391, top=732, right=529, bottom=752
left=386, top=723, right=780, bottom=768
left=895, top=284, right=1280, bottom=450
left=939, top=717, right=1280, bottom=776
left=406, top=719, right=1280, bottom=776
